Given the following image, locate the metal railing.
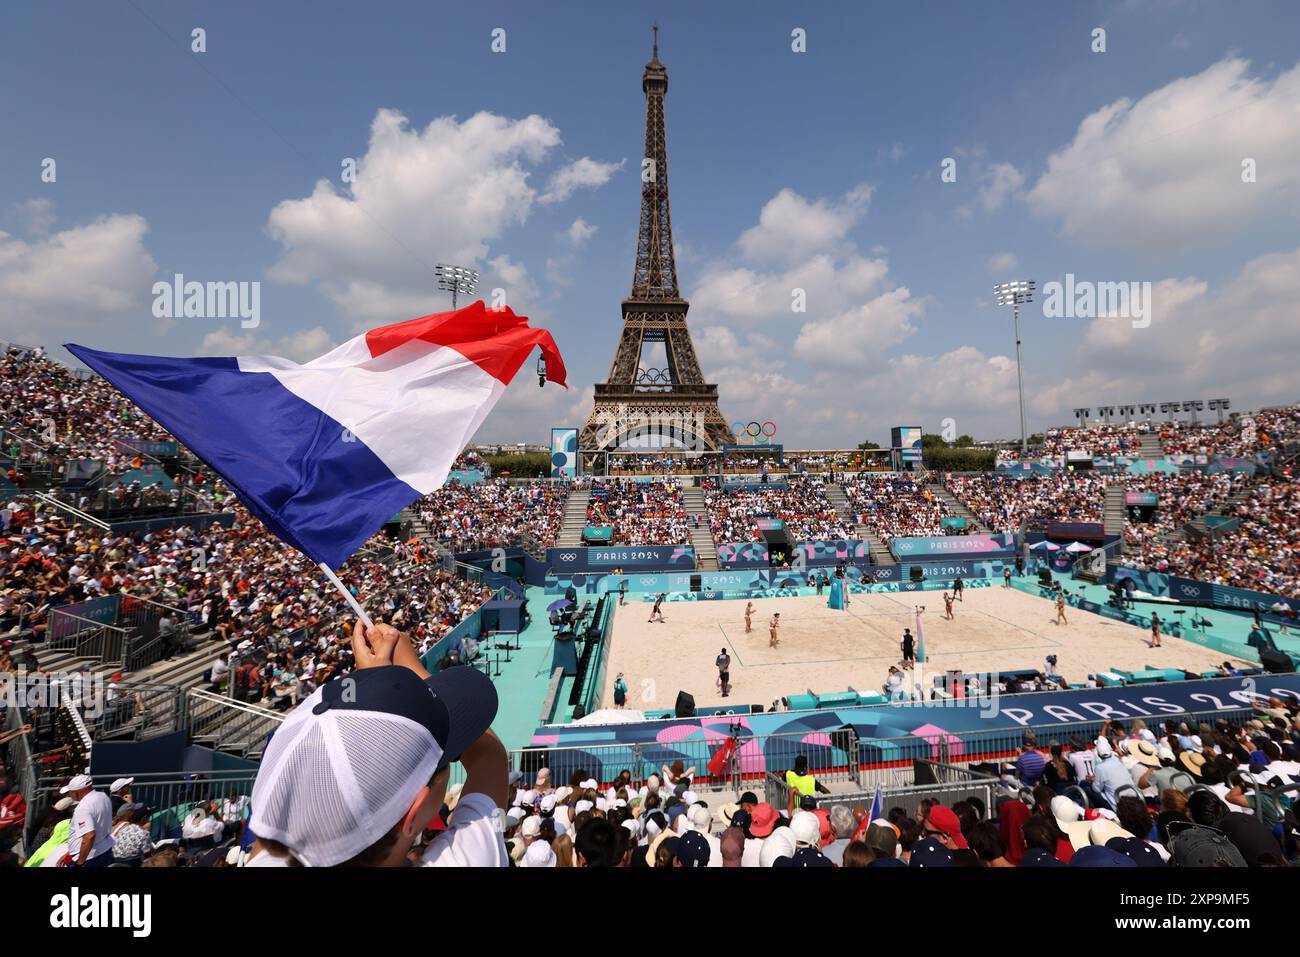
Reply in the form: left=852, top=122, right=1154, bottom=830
left=185, top=688, right=285, bottom=758
left=33, top=490, right=111, bottom=530
left=46, top=610, right=131, bottom=664
left=765, top=758, right=999, bottom=816
left=509, top=726, right=861, bottom=794
left=85, top=682, right=187, bottom=741
left=510, top=706, right=1256, bottom=795
left=2, top=699, right=40, bottom=850
left=119, top=595, right=193, bottom=666
left=35, top=769, right=260, bottom=846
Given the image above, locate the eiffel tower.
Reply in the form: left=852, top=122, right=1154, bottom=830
left=580, top=27, right=734, bottom=457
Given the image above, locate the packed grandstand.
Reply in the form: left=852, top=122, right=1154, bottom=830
left=2, top=342, right=1299, bottom=870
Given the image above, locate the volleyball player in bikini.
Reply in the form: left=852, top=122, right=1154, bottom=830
left=744, top=601, right=754, bottom=634
left=769, top=613, right=781, bottom=648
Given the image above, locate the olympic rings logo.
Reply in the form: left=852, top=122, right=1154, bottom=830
left=730, top=420, right=778, bottom=446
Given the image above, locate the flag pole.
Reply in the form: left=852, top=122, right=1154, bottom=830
left=319, top=562, right=373, bottom=628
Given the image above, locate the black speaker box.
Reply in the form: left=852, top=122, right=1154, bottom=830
left=1260, top=650, right=1295, bottom=674
left=675, top=690, right=696, bottom=718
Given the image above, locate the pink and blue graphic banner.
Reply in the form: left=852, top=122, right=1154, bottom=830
left=890, top=533, right=1016, bottom=560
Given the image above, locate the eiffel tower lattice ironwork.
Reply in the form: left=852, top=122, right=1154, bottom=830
left=580, top=28, right=734, bottom=455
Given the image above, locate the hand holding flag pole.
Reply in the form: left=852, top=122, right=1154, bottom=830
left=319, top=562, right=373, bottom=629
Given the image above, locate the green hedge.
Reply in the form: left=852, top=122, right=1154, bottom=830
left=921, top=447, right=996, bottom=471
left=481, top=452, right=551, bottom=477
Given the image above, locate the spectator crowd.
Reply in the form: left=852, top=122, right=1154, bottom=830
left=703, top=478, right=853, bottom=542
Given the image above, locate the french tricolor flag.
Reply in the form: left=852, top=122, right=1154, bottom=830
left=67, top=301, right=566, bottom=569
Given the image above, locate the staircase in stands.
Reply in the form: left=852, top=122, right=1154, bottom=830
left=1136, top=433, right=1164, bottom=457
left=556, top=487, right=592, bottom=548
left=829, top=482, right=895, bottom=565
left=1103, top=483, right=1127, bottom=552
left=927, top=480, right=992, bottom=534
left=680, top=484, right=719, bottom=570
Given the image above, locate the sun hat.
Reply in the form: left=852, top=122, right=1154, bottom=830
left=749, top=803, right=779, bottom=838
left=1132, top=740, right=1161, bottom=769
left=1088, top=819, right=1133, bottom=846
left=1179, top=751, right=1207, bottom=778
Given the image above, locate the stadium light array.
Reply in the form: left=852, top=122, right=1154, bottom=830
left=994, top=280, right=1035, bottom=456
left=1073, top=407, right=1090, bottom=427
left=1208, top=398, right=1231, bottom=423
left=1184, top=399, right=1204, bottom=423
left=1097, top=405, right=1115, bottom=423
left=435, top=263, right=480, bottom=310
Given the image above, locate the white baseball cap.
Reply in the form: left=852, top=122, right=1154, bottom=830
left=109, top=777, right=134, bottom=794
left=60, top=774, right=93, bottom=794
left=790, top=810, right=821, bottom=847
left=521, top=840, right=556, bottom=867
left=248, top=664, right=497, bottom=867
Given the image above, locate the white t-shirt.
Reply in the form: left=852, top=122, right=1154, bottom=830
left=420, top=792, right=508, bottom=867
left=1066, top=750, right=1095, bottom=782
left=67, top=790, right=115, bottom=862
left=741, top=837, right=764, bottom=868
left=244, top=848, right=292, bottom=867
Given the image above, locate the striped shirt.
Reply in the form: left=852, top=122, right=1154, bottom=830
left=1016, top=750, right=1047, bottom=785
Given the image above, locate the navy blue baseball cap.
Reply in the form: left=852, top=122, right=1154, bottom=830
left=676, top=830, right=711, bottom=868
left=1106, top=836, right=1168, bottom=867
left=1070, top=845, right=1137, bottom=867
left=909, top=838, right=954, bottom=867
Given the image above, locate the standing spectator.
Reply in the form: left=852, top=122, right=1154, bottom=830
left=62, top=775, right=115, bottom=867
left=612, top=672, right=628, bottom=709
left=715, top=647, right=732, bottom=698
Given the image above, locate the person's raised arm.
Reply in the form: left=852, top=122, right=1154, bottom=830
left=459, top=727, right=508, bottom=809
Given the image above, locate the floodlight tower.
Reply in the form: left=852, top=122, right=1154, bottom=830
left=435, top=264, right=479, bottom=310
left=995, top=280, right=1036, bottom=456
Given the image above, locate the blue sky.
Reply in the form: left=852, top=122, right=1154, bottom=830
left=2, top=0, right=1299, bottom=446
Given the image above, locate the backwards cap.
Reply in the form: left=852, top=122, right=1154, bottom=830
left=249, top=665, right=496, bottom=867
